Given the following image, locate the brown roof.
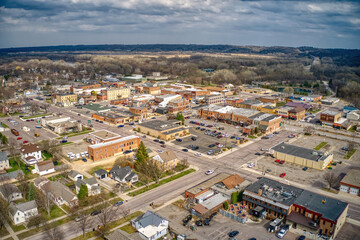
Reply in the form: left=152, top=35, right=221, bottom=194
left=158, top=151, right=177, bottom=162
left=37, top=160, right=55, bottom=172
left=221, top=174, right=245, bottom=189
left=20, top=143, right=40, bottom=155
left=288, top=107, right=305, bottom=113
left=192, top=204, right=209, bottom=214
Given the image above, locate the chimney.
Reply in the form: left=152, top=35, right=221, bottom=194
left=258, top=189, right=262, bottom=196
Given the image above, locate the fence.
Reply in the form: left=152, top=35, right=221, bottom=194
left=219, top=209, right=246, bottom=223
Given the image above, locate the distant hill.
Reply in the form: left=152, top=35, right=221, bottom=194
left=1, top=44, right=359, bottom=66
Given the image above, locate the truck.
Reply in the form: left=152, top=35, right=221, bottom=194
left=34, top=133, right=39, bottom=137
left=11, top=129, right=19, bottom=136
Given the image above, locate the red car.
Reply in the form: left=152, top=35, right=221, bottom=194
left=217, top=136, right=223, bottom=139
left=26, top=119, right=31, bottom=122
left=23, top=140, right=29, bottom=144
left=280, top=173, right=286, bottom=178
left=279, top=160, right=285, bottom=164
left=215, top=142, right=220, bottom=145
left=275, top=159, right=280, bottom=163
left=17, top=137, right=22, bottom=140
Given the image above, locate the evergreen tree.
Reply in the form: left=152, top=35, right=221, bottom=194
left=176, top=112, right=185, bottom=125
left=254, top=127, right=258, bottom=134
left=28, top=184, right=35, bottom=201
left=135, top=141, right=149, bottom=170
left=77, top=184, right=88, bottom=200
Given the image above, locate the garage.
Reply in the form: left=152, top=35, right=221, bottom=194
left=349, top=187, right=359, bottom=196
left=340, top=185, right=349, bottom=193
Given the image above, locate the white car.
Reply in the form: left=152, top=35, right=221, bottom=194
left=76, top=153, right=80, bottom=159
left=248, top=163, right=255, bottom=168
left=81, top=152, right=85, bottom=157
left=205, top=170, right=214, bottom=175
left=157, top=149, right=164, bottom=153
left=218, top=144, right=224, bottom=148
left=276, top=226, right=289, bottom=238
left=261, top=148, right=268, bottom=151
left=194, top=153, right=202, bottom=157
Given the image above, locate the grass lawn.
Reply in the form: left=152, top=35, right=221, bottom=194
left=4, top=237, right=14, bottom=240
left=60, top=141, right=73, bottom=146
left=10, top=224, right=26, bottom=232
left=109, top=197, right=124, bottom=205
left=1, top=122, right=8, bottom=128
left=348, top=126, right=357, bottom=132
left=128, top=169, right=196, bottom=197
left=56, top=130, right=94, bottom=139
left=345, top=149, right=357, bottom=159
left=22, top=113, right=51, bottom=120
left=314, top=142, right=327, bottom=150
left=0, top=228, right=9, bottom=238
left=248, top=135, right=257, bottom=139
left=40, top=205, right=66, bottom=220
left=308, top=109, right=321, bottom=114
left=89, top=165, right=106, bottom=175
left=7, top=157, right=35, bottom=178
left=71, top=231, right=98, bottom=240
left=276, top=101, right=286, bottom=107
left=107, top=211, right=143, bottom=230
left=120, top=223, right=137, bottom=234
left=42, top=151, right=53, bottom=160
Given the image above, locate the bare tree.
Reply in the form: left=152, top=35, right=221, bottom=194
left=8, top=138, right=20, bottom=168
left=303, top=126, right=316, bottom=135
left=97, top=203, right=119, bottom=237
left=348, top=142, right=355, bottom=151
left=30, top=102, right=40, bottom=115
left=42, top=102, right=51, bottom=113
left=323, top=172, right=337, bottom=189
left=35, top=189, right=53, bottom=217
left=43, top=221, right=64, bottom=240
left=137, top=159, right=163, bottom=184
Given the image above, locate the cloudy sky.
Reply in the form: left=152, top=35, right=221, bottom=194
left=0, top=0, right=359, bottom=49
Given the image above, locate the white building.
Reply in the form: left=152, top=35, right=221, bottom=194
left=132, top=211, right=168, bottom=240
left=9, top=200, right=38, bottom=225
left=75, top=177, right=101, bottom=196
left=34, top=160, right=55, bottom=176
left=20, top=143, right=42, bottom=165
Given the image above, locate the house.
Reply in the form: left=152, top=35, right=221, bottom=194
left=131, top=211, right=169, bottom=240
left=9, top=200, right=38, bottom=225
left=152, top=151, right=178, bottom=170
left=0, top=170, right=24, bottom=182
left=34, top=177, right=78, bottom=207
left=109, top=166, right=138, bottom=185
left=0, top=152, right=10, bottom=171
left=94, top=169, right=108, bottom=180
left=68, top=170, right=83, bottom=181
left=20, top=143, right=42, bottom=165
left=75, top=177, right=101, bottom=196
left=34, top=160, right=55, bottom=176
left=339, top=169, right=360, bottom=196
left=0, top=183, right=23, bottom=202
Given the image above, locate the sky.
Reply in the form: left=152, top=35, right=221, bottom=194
left=0, top=0, right=359, bottom=49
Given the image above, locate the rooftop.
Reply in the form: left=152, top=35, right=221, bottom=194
left=341, top=169, right=360, bottom=187
left=89, top=130, right=120, bottom=141
left=321, top=110, right=341, bottom=116
left=200, top=193, right=228, bottom=210
left=186, top=172, right=231, bottom=195
left=139, top=120, right=182, bottom=132
left=89, top=135, right=139, bottom=149
left=83, top=103, right=111, bottom=112
left=272, top=142, right=330, bottom=162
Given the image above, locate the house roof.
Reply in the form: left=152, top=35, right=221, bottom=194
left=340, top=169, right=360, bottom=188
left=94, top=169, right=108, bottom=176
left=0, top=170, right=24, bottom=181
left=157, top=151, right=177, bottom=163
left=288, top=107, right=305, bottom=113
left=185, top=172, right=231, bottom=195
left=0, top=183, right=21, bottom=198
left=43, top=181, right=77, bottom=204
left=135, top=211, right=165, bottom=228
left=221, top=174, right=245, bottom=189
left=125, top=172, right=137, bottom=182
left=20, top=143, right=40, bottom=155
left=200, top=193, right=228, bottom=210
left=110, top=166, right=132, bottom=180
left=106, top=230, right=130, bottom=240
left=9, top=200, right=37, bottom=216
left=0, top=152, right=9, bottom=162
left=68, top=170, right=82, bottom=179
left=272, top=142, right=330, bottom=162
left=192, top=204, right=208, bottom=214
left=37, top=160, right=55, bottom=172
left=76, top=177, right=98, bottom=189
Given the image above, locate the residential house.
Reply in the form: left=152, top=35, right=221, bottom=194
left=68, top=170, right=83, bottom=181
left=9, top=200, right=38, bottom=225
left=109, top=166, right=138, bottom=185
left=20, top=143, right=42, bottom=165
left=34, top=177, right=78, bottom=207
left=34, top=160, right=55, bottom=176
left=152, top=151, right=178, bottom=170
left=0, top=152, right=10, bottom=171
left=131, top=211, right=169, bottom=240
left=94, top=169, right=109, bottom=180
left=75, top=177, right=101, bottom=196
left=0, top=183, right=23, bottom=202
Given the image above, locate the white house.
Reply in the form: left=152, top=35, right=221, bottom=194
left=34, top=160, right=55, bottom=176
left=0, top=152, right=10, bottom=171
left=20, top=143, right=42, bottom=165
left=68, top=170, right=83, bottom=181
left=9, top=200, right=38, bottom=225
left=0, top=183, right=23, bottom=202
left=131, top=211, right=168, bottom=240
left=75, top=177, right=101, bottom=196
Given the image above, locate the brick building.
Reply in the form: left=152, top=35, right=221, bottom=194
left=167, top=98, right=189, bottom=114
left=288, top=107, right=306, bottom=120
left=320, top=110, right=342, bottom=125
left=204, top=94, right=225, bottom=105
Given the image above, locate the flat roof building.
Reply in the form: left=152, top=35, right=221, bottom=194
left=137, top=120, right=189, bottom=141
left=340, top=169, right=360, bottom=196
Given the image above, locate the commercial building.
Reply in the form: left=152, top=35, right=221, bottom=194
left=243, top=177, right=348, bottom=239
left=258, top=96, right=282, bottom=104
left=88, top=134, right=140, bottom=161
left=285, top=102, right=312, bottom=110
left=248, top=112, right=282, bottom=134
left=260, top=105, right=279, bottom=114
left=236, top=99, right=264, bottom=110
left=167, top=98, right=190, bottom=114
left=320, top=110, right=342, bottom=125
left=321, top=98, right=340, bottom=105
left=83, top=103, right=111, bottom=113
left=339, top=169, right=360, bottom=196
left=225, top=97, right=244, bottom=106
left=137, top=120, right=189, bottom=140
left=288, top=107, right=306, bottom=121
left=41, top=116, right=82, bottom=134
left=103, top=88, right=131, bottom=100
left=53, top=93, right=78, bottom=107
left=92, top=108, right=146, bottom=125
left=271, top=142, right=333, bottom=170
left=204, top=94, right=225, bottom=105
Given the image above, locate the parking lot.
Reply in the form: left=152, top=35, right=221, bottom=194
left=157, top=203, right=299, bottom=240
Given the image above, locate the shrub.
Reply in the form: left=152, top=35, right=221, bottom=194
left=77, top=184, right=88, bottom=200
left=231, top=192, right=239, bottom=204
left=223, top=201, right=229, bottom=210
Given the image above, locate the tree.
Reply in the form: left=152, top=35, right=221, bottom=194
left=0, top=182, right=17, bottom=203
left=323, top=172, right=337, bottom=189
left=176, top=112, right=185, bottom=125
left=0, top=133, right=7, bottom=145
left=27, top=215, right=46, bottom=228
left=303, top=126, right=315, bottom=135
left=231, top=192, right=239, bottom=204
left=30, top=102, right=40, bottom=115
left=283, top=87, right=294, bottom=97
left=135, top=141, right=149, bottom=169
left=97, top=204, right=119, bottom=237
left=223, top=201, right=229, bottom=210
left=43, top=221, right=64, bottom=240
left=42, top=102, right=51, bottom=113
left=35, top=189, right=53, bottom=217
left=348, top=142, right=355, bottom=152
left=254, top=127, right=258, bottom=134
left=28, top=183, right=35, bottom=201
left=77, top=184, right=88, bottom=200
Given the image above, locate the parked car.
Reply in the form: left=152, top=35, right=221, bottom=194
left=276, top=225, right=289, bottom=238
left=114, top=201, right=124, bottom=206
left=151, top=117, right=156, bottom=119
left=217, top=135, right=223, bottom=139
left=288, top=134, right=296, bottom=138
left=279, top=160, right=285, bottom=164
left=160, top=144, right=166, bottom=148
left=205, top=170, right=214, bottom=175
left=196, top=127, right=200, bottom=130
left=118, top=125, right=124, bottom=128
left=255, top=152, right=261, bottom=155
left=153, top=139, right=160, bottom=142
left=195, top=220, right=202, bottom=226
left=129, top=122, right=134, bottom=125
left=302, top=167, right=308, bottom=171
left=23, top=140, right=29, bottom=144
left=176, top=138, right=182, bottom=142
left=182, top=149, right=189, bottom=152
left=75, top=215, right=86, bottom=222
left=90, top=210, right=101, bottom=216
left=124, top=150, right=132, bottom=154
left=60, top=140, right=68, bottom=144
left=265, top=169, right=271, bottom=173
left=248, top=163, right=255, bottom=168
left=204, top=218, right=211, bottom=225
left=191, top=146, right=199, bottom=150
left=298, top=236, right=306, bottom=240
left=209, top=212, right=217, bottom=220
left=217, top=144, right=223, bottom=148
left=82, top=158, right=87, bottom=162
left=159, top=141, right=165, bottom=144
left=195, top=153, right=202, bottom=157
left=275, top=159, right=280, bottom=163
left=274, top=131, right=280, bottom=134
left=17, top=137, right=22, bottom=140
left=228, top=231, right=239, bottom=237
left=341, top=147, right=349, bottom=151
left=230, top=136, right=236, bottom=139
left=191, top=137, right=197, bottom=141
left=208, top=144, right=215, bottom=148
left=279, top=173, right=286, bottom=178
left=207, top=150, right=214, bottom=155
left=76, top=154, right=80, bottom=159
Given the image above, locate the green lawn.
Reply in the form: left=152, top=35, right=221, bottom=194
left=308, top=109, right=321, bottom=114
left=314, top=142, right=327, bottom=150
left=60, top=141, right=73, bottom=146
left=56, top=130, right=94, bottom=139
left=128, top=169, right=196, bottom=197
left=7, top=157, right=35, bottom=178
left=1, top=122, right=8, bottom=128
left=42, top=151, right=53, bottom=160
left=22, top=113, right=51, bottom=120
left=89, top=165, right=106, bottom=175
left=109, top=197, right=124, bottom=205
left=71, top=231, right=98, bottom=240
left=40, top=205, right=66, bottom=220
left=276, top=101, right=286, bottom=107
left=107, top=211, right=143, bottom=230
left=248, top=135, right=257, bottom=139
left=120, top=223, right=137, bottom=234
left=348, top=126, right=357, bottom=132
left=345, top=149, right=357, bottom=159
left=10, top=224, right=26, bottom=232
